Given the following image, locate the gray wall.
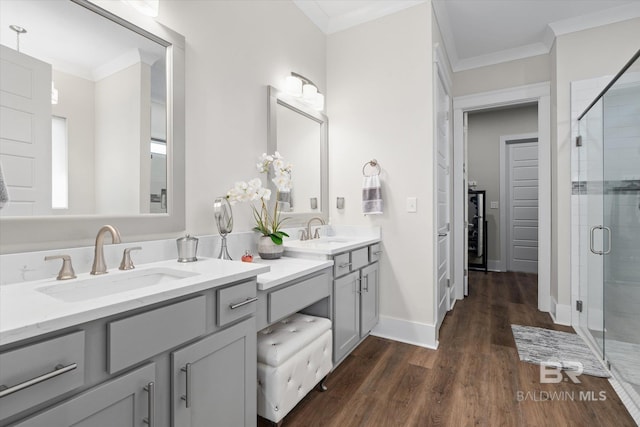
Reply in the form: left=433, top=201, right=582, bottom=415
left=467, top=104, right=538, bottom=268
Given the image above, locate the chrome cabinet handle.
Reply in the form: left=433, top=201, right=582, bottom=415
left=603, top=226, right=612, bottom=255
left=438, top=233, right=448, bottom=237
left=229, top=297, right=258, bottom=310
left=373, top=251, right=383, bottom=255
left=339, top=262, right=352, bottom=268
left=363, top=275, right=369, bottom=292
left=0, top=362, right=77, bottom=398
left=143, top=382, right=155, bottom=426
left=356, top=277, right=362, bottom=294
left=181, top=363, right=191, bottom=408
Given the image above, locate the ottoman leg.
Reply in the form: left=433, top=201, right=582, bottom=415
left=317, top=375, right=329, bottom=392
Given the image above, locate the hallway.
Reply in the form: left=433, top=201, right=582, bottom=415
left=264, top=271, right=635, bottom=426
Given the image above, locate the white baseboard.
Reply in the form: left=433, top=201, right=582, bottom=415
left=370, top=316, right=439, bottom=350
left=550, top=297, right=572, bottom=326
left=487, top=259, right=504, bottom=272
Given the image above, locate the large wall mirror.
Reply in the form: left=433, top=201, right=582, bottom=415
left=267, top=86, right=328, bottom=225
left=0, top=0, right=185, bottom=253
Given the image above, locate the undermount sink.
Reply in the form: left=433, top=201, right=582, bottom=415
left=37, top=267, right=199, bottom=302
left=287, top=237, right=353, bottom=246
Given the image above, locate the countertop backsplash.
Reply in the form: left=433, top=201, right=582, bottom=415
left=0, top=225, right=380, bottom=286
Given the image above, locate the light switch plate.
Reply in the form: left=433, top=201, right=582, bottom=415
left=490, top=201, right=499, bottom=209
left=407, top=197, right=417, bottom=213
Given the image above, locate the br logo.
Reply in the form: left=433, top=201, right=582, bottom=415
left=540, top=360, right=584, bottom=384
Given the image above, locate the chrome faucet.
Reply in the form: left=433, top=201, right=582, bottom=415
left=306, top=217, right=325, bottom=240
left=91, top=225, right=122, bottom=275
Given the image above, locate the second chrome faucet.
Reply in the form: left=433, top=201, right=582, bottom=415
left=91, top=225, right=121, bottom=275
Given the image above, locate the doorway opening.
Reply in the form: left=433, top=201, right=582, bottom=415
left=452, top=82, right=551, bottom=311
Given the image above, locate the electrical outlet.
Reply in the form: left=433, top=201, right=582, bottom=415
left=490, top=201, right=499, bottom=209
left=469, top=180, right=477, bottom=187
left=407, top=197, right=417, bottom=213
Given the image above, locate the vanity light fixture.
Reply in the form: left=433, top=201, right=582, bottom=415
left=121, top=0, right=159, bottom=17
left=284, top=72, right=325, bottom=111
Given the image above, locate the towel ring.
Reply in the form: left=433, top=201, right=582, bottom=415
left=362, top=159, right=381, bottom=177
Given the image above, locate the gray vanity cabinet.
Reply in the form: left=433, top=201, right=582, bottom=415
left=171, top=317, right=256, bottom=427
left=13, top=363, right=156, bottom=427
left=360, top=262, right=379, bottom=339
left=330, top=244, right=381, bottom=365
left=333, top=271, right=361, bottom=363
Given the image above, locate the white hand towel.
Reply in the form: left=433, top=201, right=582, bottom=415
left=0, top=162, right=9, bottom=210
left=362, top=174, right=383, bottom=215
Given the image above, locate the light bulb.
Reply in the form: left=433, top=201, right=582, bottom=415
left=302, top=84, right=317, bottom=102
left=314, top=93, right=324, bottom=111
left=285, top=75, right=302, bottom=97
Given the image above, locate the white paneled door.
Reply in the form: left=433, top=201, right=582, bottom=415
left=0, top=45, right=52, bottom=216
left=435, top=62, right=451, bottom=330
left=506, top=140, right=539, bottom=273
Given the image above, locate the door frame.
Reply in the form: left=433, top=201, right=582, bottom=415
left=433, top=43, right=453, bottom=334
left=453, top=82, right=551, bottom=312
left=500, top=133, right=538, bottom=272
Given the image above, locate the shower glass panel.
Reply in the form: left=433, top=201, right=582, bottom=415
left=602, top=56, right=640, bottom=396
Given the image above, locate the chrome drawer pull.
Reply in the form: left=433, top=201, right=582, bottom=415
left=181, top=363, right=192, bottom=408
left=339, top=262, right=352, bottom=268
left=143, top=382, right=155, bottom=426
left=374, top=251, right=383, bottom=255
left=229, top=297, right=258, bottom=310
left=0, top=362, right=77, bottom=398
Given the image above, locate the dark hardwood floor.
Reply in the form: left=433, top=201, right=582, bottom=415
left=259, top=271, right=637, bottom=426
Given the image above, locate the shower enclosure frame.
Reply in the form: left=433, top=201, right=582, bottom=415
left=573, top=49, right=640, bottom=422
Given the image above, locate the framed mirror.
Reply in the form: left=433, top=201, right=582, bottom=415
left=0, top=0, right=185, bottom=252
left=267, top=86, right=328, bottom=225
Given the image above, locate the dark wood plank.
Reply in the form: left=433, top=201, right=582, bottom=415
left=258, top=271, right=636, bottom=426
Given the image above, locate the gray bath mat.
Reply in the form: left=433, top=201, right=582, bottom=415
left=511, top=324, right=610, bottom=378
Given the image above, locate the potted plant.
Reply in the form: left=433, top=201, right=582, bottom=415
left=226, top=152, right=292, bottom=259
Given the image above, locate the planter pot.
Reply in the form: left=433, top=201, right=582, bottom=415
left=257, top=236, right=284, bottom=259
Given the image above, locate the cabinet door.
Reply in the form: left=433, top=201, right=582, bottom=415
left=360, top=262, right=379, bottom=338
left=172, top=317, right=256, bottom=427
left=14, top=364, right=155, bottom=427
left=333, top=271, right=360, bottom=363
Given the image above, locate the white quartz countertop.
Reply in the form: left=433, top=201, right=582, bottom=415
left=283, top=236, right=381, bottom=256
left=254, top=257, right=333, bottom=291
left=0, top=258, right=269, bottom=347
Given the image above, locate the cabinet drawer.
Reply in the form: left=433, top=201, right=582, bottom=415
left=269, top=273, right=331, bottom=323
left=351, top=247, right=369, bottom=270
left=108, top=296, right=206, bottom=374
left=333, top=253, right=351, bottom=277
left=369, top=243, right=382, bottom=262
left=217, top=280, right=257, bottom=327
left=0, top=331, right=85, bottom=421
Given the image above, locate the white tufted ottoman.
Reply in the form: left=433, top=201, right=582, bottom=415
left=257, top=313, right=332, bottom=426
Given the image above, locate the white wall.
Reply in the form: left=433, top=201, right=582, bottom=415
left=327, top=3, right=436, bottom=333
left=157, top=0, right=326, bottom=236
left=51, top=70, right=96, bottom=215
left=94, top=62, right=145, bottom=214
left=467, top=105, right=538, bottom=266
left=454, top=54, right=550, bottom=97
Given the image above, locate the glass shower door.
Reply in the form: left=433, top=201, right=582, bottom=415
left=579, top=101, right=605, bottom=357
left=602, top=62, right=640, bottom=395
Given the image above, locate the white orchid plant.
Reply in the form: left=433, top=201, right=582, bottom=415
left=226, top=152, right=293, bottom=245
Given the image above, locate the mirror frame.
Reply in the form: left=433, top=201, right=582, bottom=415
left=0, top=0, right=185, bottom=253
left=267, top=86, right=328, bottom=226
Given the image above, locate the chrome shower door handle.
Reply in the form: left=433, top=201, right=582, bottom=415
left=590, top=226, right=604, bottom=255
left=603, top=226, right=612, bottom=255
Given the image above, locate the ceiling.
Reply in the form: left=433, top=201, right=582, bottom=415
left=294, top=0, right=640, bottom=71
